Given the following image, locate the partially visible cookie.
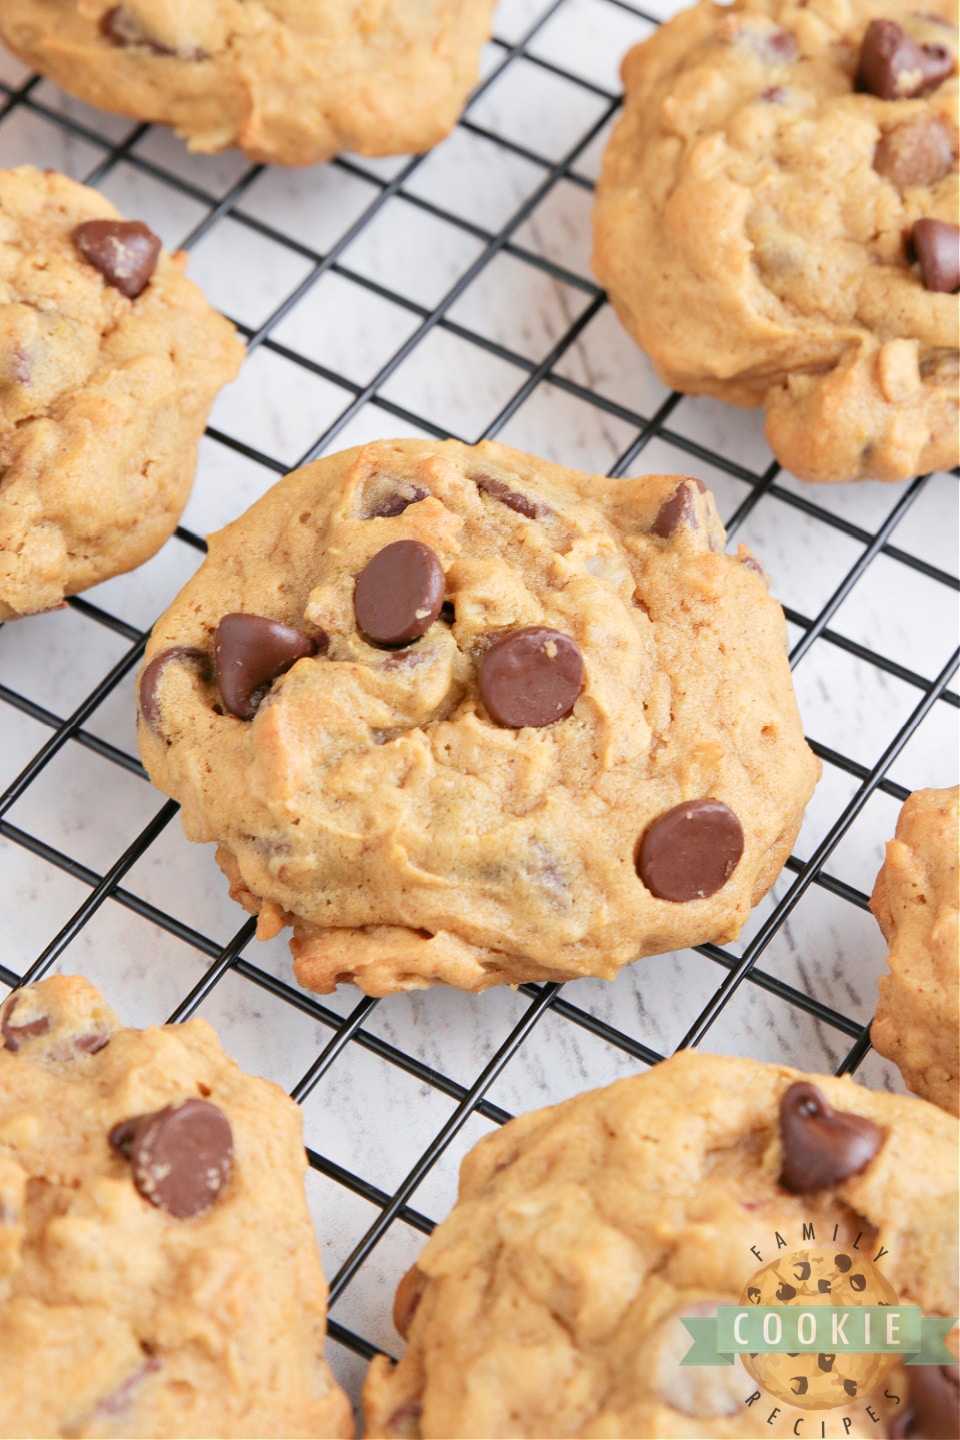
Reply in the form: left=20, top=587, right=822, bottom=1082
left=0, top=165, right=243, bottom=621
left=136, top=438, right=819, bottom=996
left=870, top=785, right=959, bottom=1115
left=363, top=1052, right=959, bottom=1439
left=0, top=974, right=352, bottom=1439
left=0, top=1, right=496, bottom=166
left=592, top=0, right=959, bottom=484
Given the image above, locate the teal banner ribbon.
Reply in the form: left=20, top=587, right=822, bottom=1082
left=681, top=1308, right=957, bottom=1367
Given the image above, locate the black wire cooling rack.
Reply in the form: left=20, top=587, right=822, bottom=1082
left=1, top=0, right=958, bottom=1411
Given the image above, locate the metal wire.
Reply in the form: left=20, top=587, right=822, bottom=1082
left=1, top=0, right=957, bottom=1402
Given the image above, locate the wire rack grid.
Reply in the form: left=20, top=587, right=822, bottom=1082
left=1, top=0, right=958, bottom=1416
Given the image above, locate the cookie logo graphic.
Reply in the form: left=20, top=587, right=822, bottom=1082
left=739, top=1249, right=899, bottom=1411
left=681, top=1229, right=958, bottom=1434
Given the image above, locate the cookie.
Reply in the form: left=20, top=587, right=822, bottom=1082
left=592, top=0, right=959, bottom=484
left=0, top=1, right=496, bottom=166
left=870, top=785, right=959, bottom=1116
left=0, top=166, right=242, bottom=621
left=136, top=438, right=819, bottom=996
left=0, top=974, right=352, bottom=1439
left=362, top=1051, right=959, bottom=1439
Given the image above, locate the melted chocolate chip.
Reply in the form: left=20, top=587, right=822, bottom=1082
left=354, top=540, right=445, bottom=648
left=912, top=219, right=960, bottom=293
left=139, top=646, right=208, bottom=733
left=100, top=6, right=206, bottom=60
left=72, top=220, right=162, bottom=299
left=856, top=19, right=954, bottom=100
left=890, top=1364, right=960, bottom=1439
left=0, top=993, right=50, bottom=1053
left=779, top=1082, right=884, bottom=1193
left=874, top=116, right=956, bottom=190
left=215, top=614, right=320, bottom=720
left=652, top=477, right=707, bottom=538
left=393, top=1264, right=427, bottom=1340
left=478, top=627, right=584, bottom=729
left=761, top=85, right=788, bottom=102
left=365, top=485, right=429, bottom=519
left=111, top=1099, right=233, bottom=1218
left=74, top=1030, right=111, bottom=1055
left=636, top=799, right=744, bottom=902
left=740, top=553, right=766, bottom=577
left=475, top=473, right=543, bottom=520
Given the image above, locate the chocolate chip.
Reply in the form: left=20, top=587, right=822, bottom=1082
left=112, top=1098, right=233, bottom=1218
left=215, top=614, right=320, bottom=720
left=74, top=1030, right=111, bottom=1055
left=478, top=627, right=584, bottom=729
left=354, top=540, right=445, bottom=648
left=365, top=485, right=429, bottom=519
left=652, top=477, right=707, bottom=538
left=393, top=1264, right=427, bottom=1340
left=72, top=220, right=162, bottom=299
left=0, top=993, right=50, bottom=1053
left=835, top=1253, right=852, bottom=1272
left=636, top=799, right=744, bottom=902
left=856, top=19, right=954, bottom=100
left=912, top=219, right=960, bottom=293
left=139, top=646, right=208, bottom=733
left=779, top=1081, right=884, bottom=1193
left=890, top=1364, right=960, bottom=1439
left=100, top=6, right=206, bottom=60
left=874, top=116, right=955, bottom=190
left=475, top=473, right=543, bottom=520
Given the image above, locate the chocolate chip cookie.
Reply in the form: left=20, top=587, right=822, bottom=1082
left=0, top=974, right=352, bottom=1438
left=136, top=438, right=819, bottom=996
left=593, top=0, right=959, bottom=484
left=363, top=1051, right=959, bottom=1438
left=870, top=785, right=959, bottom=1116
left=0, top=1, right=496, bottom=166
left=0, top=166, right=242, bottom=621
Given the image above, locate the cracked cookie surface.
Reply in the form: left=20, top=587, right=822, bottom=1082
left=0, top=166, right=242, bottom=621
left=0, top=974, right=351, bottom=1439
left=592, top=0, right=959, bottom=484
left=363, top=1051, right=959, bottom=1439
left=0, top=1, right=496, bottom=165
left=137, top=438, right=819, bottom=996
left=870, top=784, right=959, bottom=1116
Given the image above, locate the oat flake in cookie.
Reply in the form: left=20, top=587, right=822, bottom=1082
left=0, top=974, right=351, bottom=1438
left=0, top=1, right=496, bottom=166
left=137, top=438, right=819, bottom=997
left=0, top=166, right=242, bottom=621
left=592, top=0, right=959, bottom=484
left=363, top=1052, right=959, bottom=1439
left=870, top=785, right=959, bottom=1116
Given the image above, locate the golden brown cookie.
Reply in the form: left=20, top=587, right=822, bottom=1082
left=592, top=0, right=959, bottom=484
left=0, top=974, right=352, bottom=1439
left=870, top=785, right=959, bottom=1116
left=0, top=1, right=496, bottom=166
left=136, top=438, right=819, bottom=997
left=0, top=166, right=243, bottom=621
left=363, top=1051, right=959, bottom=1439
